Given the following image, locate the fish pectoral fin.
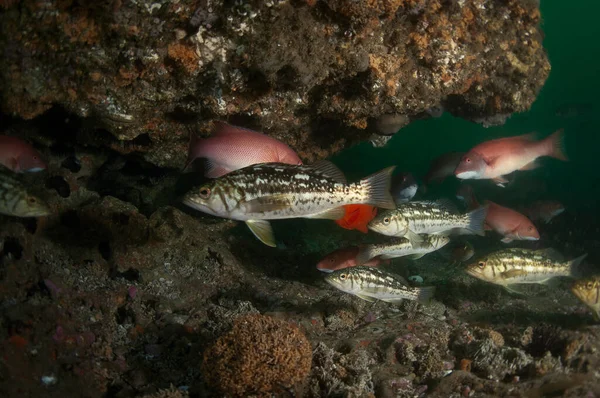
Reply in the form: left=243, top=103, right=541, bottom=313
left=406, top=230, right=425, bottom=243
left=241, top=195, right=292, bottom=213
left=381, top=298, right=404, bottom=304
left=203, top=160, right=231, bottom=178
left=355, top=293, right=377, bottom=302
left=408, top=253, right=426, bottom=260
left=309, top=160, right=347, bottom=183
left=501, top=236, right=514, bottom=243
left=500, top=269, right=527, bottom=279
left=245, top=220, right=276, bottom=247
left=306, top=206, right=346, bottom=220
left=520, top=161, right=540, bottom=171
left=492, top=177, right=509, bottom=188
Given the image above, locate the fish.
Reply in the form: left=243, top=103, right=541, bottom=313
left=483, top=201, right=540, bottom=243
left=0, top=168, right=51, bottom=217
left=465, top=248, right=587, bottom=289
left=391, top=172, right=417, bottom=205
left=184, top=122, right=303, bottom=177
left=455, top=185, right=539, bottom=243
left=454, top=130, right=567, bottom=186
left=334, top=204, right=377, bottom=233
left=523, top=200, right=565, bottom=224
left=424, top=152, right=464, bottom=184
left=182, top=161, right=396, bottom=247
left=325, top=266, right=436, bottom=304
left=355, top=234, right=450, bottom=265
left=571, top=276, right=600, bottom=320
left=441, top=241, right=475, bottom=263
left=316, top=246, right=386, bottom=273
left=0, top=135, right=47, bottom=173
left=555, top=102, right=594, bottom=118
left=368, top=200, right=487, bottom=243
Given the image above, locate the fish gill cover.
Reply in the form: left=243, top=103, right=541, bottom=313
left=0, top=0, right=600, bottom=397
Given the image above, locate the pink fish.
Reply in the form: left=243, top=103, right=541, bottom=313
left=457, top=185, right=539, bottom=243
left=0, top=135, right=47, bottom=173
left=424, top=152, right=464, bottom=184
left=317, top=246, right=387, bottom=273
left=185, top=122, right=302, bottom=177
left=454, top=130, right=566, bottom=186
left=523, top=200, right=565, bottom=224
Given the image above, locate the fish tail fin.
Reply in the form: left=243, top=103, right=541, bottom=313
left=360, top=166, right=396, bottom=209
left=415, top=286, right=436, bottom=303
left=545, top=128, right=567, bottom=161
left=466, top=205, right=488, bottom=236
left=355, top=246, right=374, bottom=266
left=568, top=253, right=588, bottom=278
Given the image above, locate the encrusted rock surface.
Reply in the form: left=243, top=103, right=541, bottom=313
left=1, top=0, right=549, bottom=167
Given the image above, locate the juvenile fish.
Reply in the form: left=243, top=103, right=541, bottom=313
left=466, top=248, right=587, bottom=288
left=334, top=204, right=377, bottom=233
left=391, top=172, right=417, bottom=204
left=0, top=135, right=47, bottom=173
left=317, top=246, right=386, bottom=273
left=325, top=266, right=435, bottom=304
left=441, top=241, right=475, bottom=263
left=0, top=169, right=50, bottom=217
left=571, top=276, right=600, bottom=320
left=368, top=200, right=487, bottom=242
left=183, top=161, right=396, bottom=247
left=424, top=152, right=464, bottom=184
left=356, top=234, right=450, bottom=265
left=184, top=122, right=302, bottom=177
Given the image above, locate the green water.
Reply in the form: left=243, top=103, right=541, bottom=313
left=331, top=2, right=600, bottom=211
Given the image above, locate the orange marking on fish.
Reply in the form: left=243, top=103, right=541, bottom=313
left=335, top=204, right=378, bottom=233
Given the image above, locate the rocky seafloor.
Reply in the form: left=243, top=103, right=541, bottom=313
left=2, top=0, right=600, bottom=397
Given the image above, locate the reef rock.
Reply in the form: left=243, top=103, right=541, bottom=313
left=0, top=0, right=549, bottom=167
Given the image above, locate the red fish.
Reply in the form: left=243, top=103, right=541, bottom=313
left=457, top=185, right=539, bottom=243
left=523, top=200, right=565, bottom=224
left=185, top=122, right=303, bottom=177
left=317, top=246, right=387, bottom=273
left=424, top=152, right=464, bottom=184
left=0, top=135, right=47, bottom=173
left=334, top=204, right=378, bottom=233
left=454, top=130, right=566, bottom=186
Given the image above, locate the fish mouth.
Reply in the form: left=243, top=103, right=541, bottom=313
left=518, top=234, right=540, bottom=241
left=26, top=167, right=45, bottom=173
left=316, top=266, right=334, bottom=273
left=551, top=209, right=565, bottom=216
left=455, top=171, right=479, bottom=179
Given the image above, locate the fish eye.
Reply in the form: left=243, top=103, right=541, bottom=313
left=478, top=261, right=485, bottom=268
left=28, top=197, right=37, bottom=204
left=383, top=217, right=391, bottom=225
left=340, top=273, right=347, bottom=280
left=528, top=226, right=534, bottom=231
left=587, top=282, right=594, bottom=289
left=466, top=158, right=471, bottom=163
left=199, top=187, right=211, bottom=199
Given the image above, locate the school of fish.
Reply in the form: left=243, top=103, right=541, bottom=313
left=1, top=122, right=597, bottom=319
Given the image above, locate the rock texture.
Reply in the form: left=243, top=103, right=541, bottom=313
left=0, top=0, right=549, bottom=167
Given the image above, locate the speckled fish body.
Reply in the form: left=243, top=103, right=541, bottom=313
left=325, top=266, right=435, bottom=304
left=369, top=200, right=487, bottom=242
left=356, top=234, right=450, bottom=265
left=571, top=276, right=600, bottom=320
left=466, top=248, right=587, bottom=287
left=183, top=161, right=395, bottom=247
left=0, top=168, right=50, bottom=217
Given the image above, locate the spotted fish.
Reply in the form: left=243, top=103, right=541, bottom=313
left=183, top=161, right=396, bottom=247
left=355, top=234, right=450, bottom=265
left=0, top=167, right=50, bottom=217
left=466, top=248, right=587, bottom=288
left=368, top=200, right=487, bottom=243
left=571, top=276, right=600, bottom=321
left=325, top=266, right=435, bottom=304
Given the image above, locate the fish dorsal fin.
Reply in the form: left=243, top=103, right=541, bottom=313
left=241, top=195, right=292, bottom=213
left=534, top=248, right=565, bottom=261
left=245, top=220, right=276, bottom=247
left=306, top=206, right=346, bottom=220
left=435, top=198, right=459, bottom=214
left=309, top=160, right=347, bottom=183
left=213, top=121, right=262, bottom=137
